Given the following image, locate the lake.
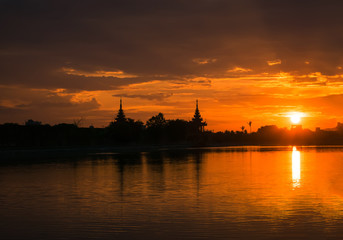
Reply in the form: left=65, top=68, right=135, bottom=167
left=2, top=146, right=343, bottom=239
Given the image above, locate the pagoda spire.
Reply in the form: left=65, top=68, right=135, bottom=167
left=115, top=98, right=126, bottom=123
left=191, top=99, right=207, bottom=132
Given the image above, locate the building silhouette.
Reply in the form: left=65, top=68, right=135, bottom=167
left=115, top=98, right=127, bottom=123
left=191, top=100, right=207, bottom=132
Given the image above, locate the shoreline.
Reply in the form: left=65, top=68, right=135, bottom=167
left=2, top=144, right=343, bottom=161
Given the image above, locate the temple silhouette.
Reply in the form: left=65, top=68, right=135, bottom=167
left=4, top=98, right=343, bottom=148
left=114, top=98, right=207, bottom=132
left=191, top=100, right=207, bottom=132
left=115, top=98, right=127, bottom=123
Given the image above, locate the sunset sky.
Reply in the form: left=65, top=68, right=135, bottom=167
left=1, top=0, right=343, bottom=131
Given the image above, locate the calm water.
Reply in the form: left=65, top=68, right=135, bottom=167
left=2, top=146, right=343, bottom=239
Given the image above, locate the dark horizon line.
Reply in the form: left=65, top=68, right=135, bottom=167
left=2, top=118, right=343, bottom=134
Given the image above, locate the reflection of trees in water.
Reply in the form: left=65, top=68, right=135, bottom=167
left=145, top=152, right=167, bottom=192
left=151, top=150, right=205, bottom=198
left=108, top=149, right=206, bottom=199
left=112, top=153, right=143, bottom=198
left=192, top=151, right=204, bottom=198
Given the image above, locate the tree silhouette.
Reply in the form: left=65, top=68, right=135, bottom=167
left=146, top=113, right=167, bottom=142
left=146, top=113, right=166, bottom=128
left=73, top=117, right=84, bottom=127
left=25, top=119, right=42, bottom=126
left=165, top=119, right=189, bottom=142
left=248, top=121, right=252, bottom=133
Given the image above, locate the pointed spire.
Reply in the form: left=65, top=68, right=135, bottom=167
left=191, top=99, right=207, bottom=132
left=115, top=98, right=126, bottom=123
left=193, top=99, right=202, bottom=121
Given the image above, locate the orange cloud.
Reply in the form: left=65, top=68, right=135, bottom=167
left=62, top=67, right=138, bottom=78
left=227, top=67, right=252, bottom=73
left=267, top=59, right=282, bottom=66
left=4, top=68, right=343, bottom=131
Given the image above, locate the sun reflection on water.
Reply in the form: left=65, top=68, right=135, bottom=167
left=292, top=146, right=301, bottom=188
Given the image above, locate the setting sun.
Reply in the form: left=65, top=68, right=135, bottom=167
left=290, top=113, right=302, bottom=124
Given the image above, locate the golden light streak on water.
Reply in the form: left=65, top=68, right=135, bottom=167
left=292, top=146, right=301, bottom=188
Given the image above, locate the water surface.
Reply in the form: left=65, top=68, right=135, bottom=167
left=2, top=146, right=343, bottom=239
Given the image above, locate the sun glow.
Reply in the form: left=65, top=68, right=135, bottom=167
left=289, top=113, right=302, bottom=124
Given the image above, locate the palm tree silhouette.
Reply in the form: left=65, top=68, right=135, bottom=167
left=247, top=121, right=252, bottom=133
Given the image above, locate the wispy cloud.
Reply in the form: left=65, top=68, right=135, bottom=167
left=192, top=58, right=217, bottom=65
left=62, top=67, right=138, bottom=78
left=2, top=1, right=343, bottom=130
left=267, top=59, right=282, bottom=66
left=0, top=86, right=102, bottom=125
left=113, top=93, right=173, bottom=101
left=227, top=67, right=252, bottom=73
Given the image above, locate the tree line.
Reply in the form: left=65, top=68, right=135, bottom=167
left=0, top=112, right=207, bottom=147
left=2, top=114, right=343, bottom=148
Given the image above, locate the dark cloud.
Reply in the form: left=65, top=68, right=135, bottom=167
left=0, top=86, right=101, bottom=124
left=1, top=0, right=343, bottom=92
left=2, top=0, right=343, bottom=128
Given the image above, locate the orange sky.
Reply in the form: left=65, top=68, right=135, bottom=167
left=1, top=1, right=343, bottom=131
left=71, top=69, right=343, bottom=131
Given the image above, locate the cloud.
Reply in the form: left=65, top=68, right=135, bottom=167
left=0, top=86, right=102, bottom=125
left=267, top=59, right=282, bottom=66
left=2, top=0, right=343, bottom=129
left=62, top=67, right=138, bottom=78
left=227, top=67, right=252, bottom=73
left=192, top=58, right=217, bottom=65
left=1, top=0, right=343, bottom=92
left=113, top=93, right=173, bottom=101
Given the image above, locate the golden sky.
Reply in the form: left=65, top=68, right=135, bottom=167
left=1, top=0, right=343, bottom=131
